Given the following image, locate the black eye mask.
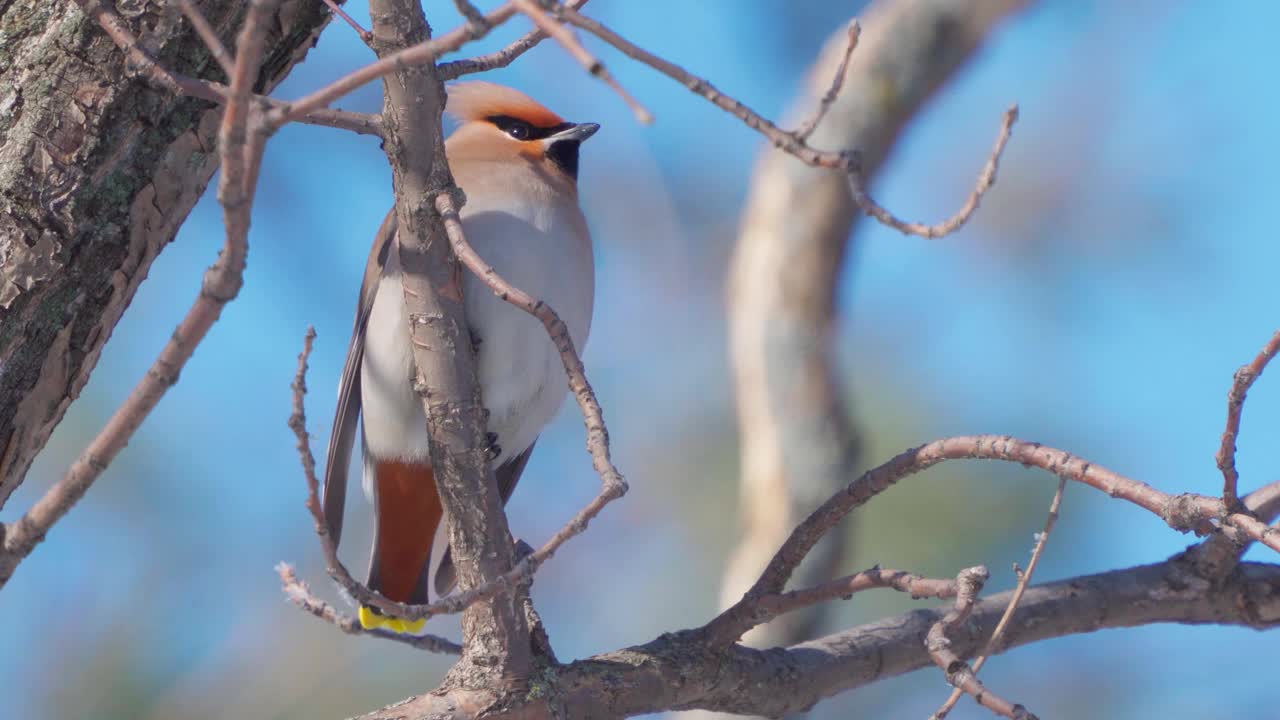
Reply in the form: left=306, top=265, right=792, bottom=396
left=487, top=115, right=574, bottom=141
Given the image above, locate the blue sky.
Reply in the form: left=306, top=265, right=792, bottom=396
left=3, top=1, right=1278, bottom=718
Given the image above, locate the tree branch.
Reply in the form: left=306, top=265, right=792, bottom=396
left=845, top=104, right=1018, bottom=238
left=514, top=0, right=652, bottom=123
left=0, top=0, right=279, bottom=589
left=925, top=567, right=1036, bottom=720
left=932, top=477, right=1066, bottom=718
left=438, top=0, right=592, bottom=79
left=708, top=435, right=1280, bottom=645
left=266, top=2, right=520, bottom=128
left=720, top=0, right=1029, bottom=655
left=756, top=566, right=962, bottom=622
left=435, top=191, right=627, bottom=525
left=368, top=0, right=531, bottom=684
left=359, top=558, right=1280, bottom=719
left=322, top=0, right=375, bottom=45
left=1216, top=329, right=1280, bottom=510
left=277, top=562, right=461, bottom=654
left=71, top=0, right=382, bottom=135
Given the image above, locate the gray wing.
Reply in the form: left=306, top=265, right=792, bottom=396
left=433, top=440, right=538, bottom=597
left=323, top=209, right=398, bottom=547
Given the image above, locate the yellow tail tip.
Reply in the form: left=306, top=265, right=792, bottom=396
left=359, top=606, right=425, bottom=634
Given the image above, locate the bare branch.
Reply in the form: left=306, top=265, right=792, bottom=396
left=556, top=4, right=845, bottom=168
left=266, top=2, right=520, bottom=128
left=0, top=0, right=278, bottom=589
left=1181, top=475, right=1280, bottom=580
left=452, top=0, right=491, bottom=36
left=73, top=0, right=383, bottom=136
left=75, top=0, right=212, bottom=96
left=278, top=561, right=461, bottom=653
left=791, top=21, right=860, bottom=142
left=926, top=567, right=1037, bottom=720
left=439, top=0, right=592, bottom=79
left=369, top=0, right=532, bottom=676
left=284, top=324, right=556, bottom=626
left=435, top=190, right=626, bottom=504
left=707, top=435, right=1280, bottom=645
left=721, top=0, right=1027, bottom=655
left=933, top=478, right=1066, bottom=719
left=846, top=104, right=1019, bottom=238
left=322, top=0, right=374, bottom=45
left=281, top=331, right=460, bottom=652
left=556, top=3, right=1017, bottom=242
left=1217, top=329, right=1280, bottom=510
left=364, top=560, right=1280, bottom=718
left=756, top=566, right=960, bottom=621
left=514, top=0, right=653, bottom=124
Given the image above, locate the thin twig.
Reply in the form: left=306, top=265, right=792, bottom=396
left=932, top=478, right=1066, bottom=719
left=218, top=0, right=276, bottom=238
left=926, top=567, right=1037, bottom=720
left=282, top=333, right=459, bottom=652
left=514, top=0, right=653, bottom=124
left=74, top=0, right=383, bottom=136
left=846, top=105, right=1019, bottom=238
left=756, top=566, right=959, bottom=621
left=434, top=188, right=628, bottom=581
left=439, top=0, right=592, bottom=79
left=556, top=4, right=845, bottom=167
left=176, top=0, right=235, bottom=77
left=277, top=563, right=461, bottom=653
left=704, top=434, right=1280, bottom=645
left=558, top=5, right=846, bottom=168
left=266, top=2, right=520, bottom=129
left=286, top=322, right=621, bottom=623
left=792, top=21, right=860, bottom=141
left=558, top=5, right=1017, bottom=241
left=1217, top=329, right=1280, bottom=510
left=452, top=0, right=490, bottom=36
left=0, top=0, right=277, bottom=590
left=322, top=0, right=374, bottom=45
left=1187, top=482, right=1280, bottom=583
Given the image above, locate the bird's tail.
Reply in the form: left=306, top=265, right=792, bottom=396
left=361, top=459, right=440, bottom=634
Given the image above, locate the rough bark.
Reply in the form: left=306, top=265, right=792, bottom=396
left=369, top=0, right=533, bottom=689
left=722, top=0, right=1029, bottom=651
left=0, top=0, right=334, bottom=508
left=355, top=555, right=1280, bottom=719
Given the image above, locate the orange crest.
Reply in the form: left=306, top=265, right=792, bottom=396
left=445, top=81, right=566, bottom=128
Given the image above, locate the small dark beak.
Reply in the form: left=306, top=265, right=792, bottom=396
left=551, top=122, right=600, bottom=143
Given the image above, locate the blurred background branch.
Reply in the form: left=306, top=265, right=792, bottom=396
left=718, top=0, right=1029, bottom=668
left=5, top=1, right=1280, bottom=718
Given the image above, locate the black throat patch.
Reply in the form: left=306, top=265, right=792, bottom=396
left=545, top=139, right=582, bottom=180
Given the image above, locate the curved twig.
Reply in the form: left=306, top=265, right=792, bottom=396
left=438, top=0, right=592, bottom=79
left=1217, top=329, right=1280, bottom=509
left=845, top=105, right=1018, bottom=238
left=926, top=567, right=1037, bottom=720
left=706, top=435, right=1280, bottom=645
left=933, top=477, right=1066, bottom=718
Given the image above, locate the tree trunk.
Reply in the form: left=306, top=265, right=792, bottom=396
left=0, top=0, right=334, bottom=507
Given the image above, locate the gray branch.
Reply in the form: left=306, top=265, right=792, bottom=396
left=722, top=0, right=1030, bottom=651
left=355, top=556, right=1280, bottom=718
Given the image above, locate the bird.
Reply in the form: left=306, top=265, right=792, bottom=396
left=322, top=82, right=599, bottom=634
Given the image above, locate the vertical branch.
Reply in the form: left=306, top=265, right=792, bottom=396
left=1216, top=330, right=1280, bottom=510
left=365, top=0, right=531, bottom=682
left=720, top=0, right=1029, bottom=657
